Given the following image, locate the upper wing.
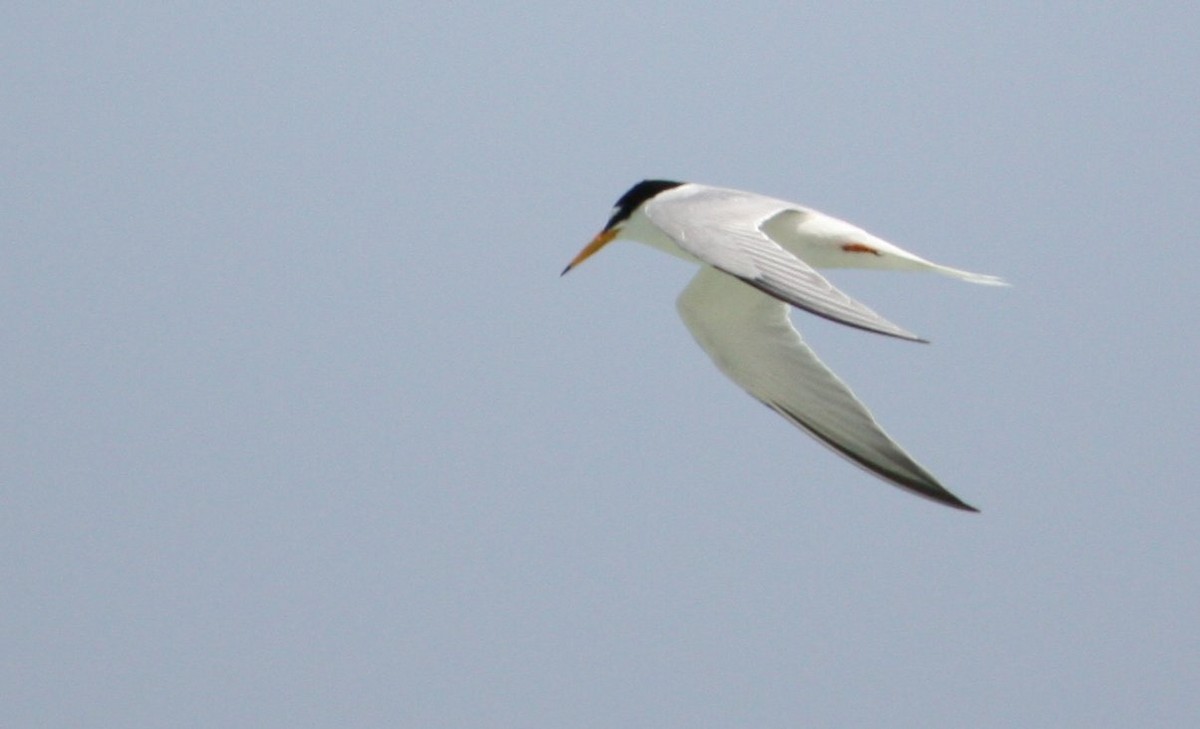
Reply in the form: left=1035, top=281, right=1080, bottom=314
left=676, top=266, right=978, bottom=511
left=646, top=185, right=925, bottom=341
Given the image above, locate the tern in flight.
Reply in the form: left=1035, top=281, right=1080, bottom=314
left=563, top=180, right=1005, bottom=512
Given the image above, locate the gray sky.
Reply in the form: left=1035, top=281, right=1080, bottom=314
left=4, top=3, right=1198, bottom=727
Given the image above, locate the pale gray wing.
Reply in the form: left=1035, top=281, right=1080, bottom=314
left=647, top=185, right=924, bottom=342
left=676, top=266, right=977, bottom=511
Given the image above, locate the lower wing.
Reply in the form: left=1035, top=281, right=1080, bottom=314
left=675, top=266, right=978, bottom=511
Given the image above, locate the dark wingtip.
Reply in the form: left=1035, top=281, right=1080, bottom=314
left=926, top=487, right=979, bottom=512
left=902, top=483, right=979, bottom=513
left=767, top=399, right=980, bottom=513
left=560, top=264, right=572, bottom=277
left=738, top=275, right=930, bottom=343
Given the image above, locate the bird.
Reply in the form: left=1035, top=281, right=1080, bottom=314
left=562, top=180, right=1006, bottom=512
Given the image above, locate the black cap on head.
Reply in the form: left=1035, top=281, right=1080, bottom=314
left=603, top=179, right=684, bottom=231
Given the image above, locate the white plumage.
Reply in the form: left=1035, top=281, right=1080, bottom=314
left=563, top=181, right=1005, bottom=511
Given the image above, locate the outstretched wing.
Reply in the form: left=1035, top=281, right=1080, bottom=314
left=675, top=266, right=977, bottom=511
left=646, top=184, right=925, bottom=342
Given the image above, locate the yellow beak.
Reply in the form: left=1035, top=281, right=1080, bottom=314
left=561, top=228, right=618, bottom=276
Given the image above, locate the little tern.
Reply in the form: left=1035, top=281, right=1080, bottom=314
left=562, top=180, right=1005, bottom=512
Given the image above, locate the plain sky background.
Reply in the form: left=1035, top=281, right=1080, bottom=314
left=4, top=3, right=1198, bottom=727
